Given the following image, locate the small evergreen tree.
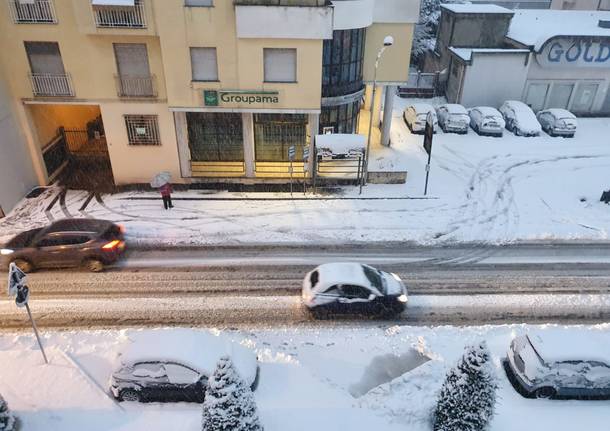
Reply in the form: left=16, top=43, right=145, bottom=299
left=433, top=342, right=497, bottom=431
left=202, top=356, right=263, bottom=431
left=0, top=394, right=17, bottom=431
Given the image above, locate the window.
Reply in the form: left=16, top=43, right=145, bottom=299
left=165, top=363, right=200, bottom=384
left=254, top=114, right=308, bottom=161
left=124, top=115, right=160, bottom=145
left=25, top=41, right=64, bottom=74
left=185, top=0, right=213, bottom=5
left=264, top=48, right=296, bottom=83
left=190, top=48, right=218, bottom=82
left=309, top=270, right=319, bottom=287
left=186, top=112, right=243, bottom=161
left=340, top=285, right=370, bottom=299
left=132, top=362, right=169, bottom=382
left=114, top=44, right=150, bottom=78
left=362, top=265, right=383, bottom=290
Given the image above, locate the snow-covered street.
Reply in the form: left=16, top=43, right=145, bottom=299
left=1, top=324, right=609, bottom=431
left=1, top=98, right=609, bottom=247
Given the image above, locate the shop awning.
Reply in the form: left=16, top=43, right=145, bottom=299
left=91, top=0, right=135, bottom=6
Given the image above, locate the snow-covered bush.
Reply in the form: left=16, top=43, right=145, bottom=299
left=433, top=342, right=497, bottom=431
left=411, top=0, right=466, bottom=65
left=0, top=394, right=17, bottom=431
left=202, top=356, right=263, bottom=431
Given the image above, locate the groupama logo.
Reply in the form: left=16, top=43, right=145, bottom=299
left=204, top=90, right=279, bottom=106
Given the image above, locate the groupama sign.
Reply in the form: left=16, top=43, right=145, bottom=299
left=204, top=90, right=280, bottom=106
left=538, top=37, right=610, bottom=68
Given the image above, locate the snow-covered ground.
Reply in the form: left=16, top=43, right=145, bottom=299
left=1, top=324, right=609, bottom=431
left=1, top=97, right=609, bottom=246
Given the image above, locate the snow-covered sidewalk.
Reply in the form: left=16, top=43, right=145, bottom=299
left=1, top=324, right=609, bottom=431
left=1, top=101, right=609, bottom=246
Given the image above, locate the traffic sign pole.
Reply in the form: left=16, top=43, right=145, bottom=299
left=25, top=302, right=48, bottom=364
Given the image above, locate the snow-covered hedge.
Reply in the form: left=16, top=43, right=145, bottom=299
left=433, top=342, right=497, bottom=431
left=0, top=394, right=17, bottom=431
left=202, top=356, right=263, bottom=431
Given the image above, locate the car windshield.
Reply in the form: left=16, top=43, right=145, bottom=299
left=361, top=265, right=384, bottom=292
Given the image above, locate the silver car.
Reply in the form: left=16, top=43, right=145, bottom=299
left=469, top=107, right=505, bottom=137
left=537, top=109, right=577, bottom=138
left=436, top=103, right=469, bottom=134
left=506, top=333, right=610, bottom=399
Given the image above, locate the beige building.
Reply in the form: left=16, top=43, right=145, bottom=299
left=0, top=0, right=418, bottom=187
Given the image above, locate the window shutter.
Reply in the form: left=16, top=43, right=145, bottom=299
left=264, top=48, right=296, bottom=83
left=185, top=0, right=213, bottom=5
left=190, top=48, right=218, bottom=81
left=114, top=43, right=150, bottom=77
left=25, top=42, right=65, bottom=74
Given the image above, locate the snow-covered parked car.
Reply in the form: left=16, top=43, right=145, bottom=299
left=110, top=330, right=259, bottom=403
left=436, top=104, right=469, bottom=134
left=302, top=262, right=408, bottom=317
left=403, top=103, right=438, bottom=134
left=536, top=109, right=577, bottom=138
left=506, top=333, right=610, bottom=399
left=468, top=107, right=505, bottom=137
left=499, top=101, right=541, bottom=137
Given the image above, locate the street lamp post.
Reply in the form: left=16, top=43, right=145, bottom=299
left=361, top=35, right=394, bottom=194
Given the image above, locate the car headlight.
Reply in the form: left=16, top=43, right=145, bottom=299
left=0, top=249, right=14, bottom=256
left=397, top=294, right=408, bottom=303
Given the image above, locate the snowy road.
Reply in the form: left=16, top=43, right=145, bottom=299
left=2, top=244, right=610, bottom=329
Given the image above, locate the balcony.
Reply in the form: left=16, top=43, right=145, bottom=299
left=7, top=0, right=56, bottom=24
left=115, top=74, right=157, bottom=98
left=92, top=0, right=146, bottom=28
left=29, top=73, right=74, bottom=97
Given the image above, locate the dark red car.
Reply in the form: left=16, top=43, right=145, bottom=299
left=1, top=219, right=125, bottom=272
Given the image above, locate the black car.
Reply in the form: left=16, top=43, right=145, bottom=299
left=1, top=218, right=125, bottom=272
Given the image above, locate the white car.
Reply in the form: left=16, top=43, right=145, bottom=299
left=403, top=103, right=439, bottom=134
left=499, top=100, right=541, bottom=137
left=302, top=262, right=408, bottom=317
left=536, top=109, right=577, bottom=138
left=469, top=107, right=505, bottom=137
left=507, top=333, right=610, bottom=399
left=436, top=103, right=469, bottom=134
left=109, top=330, right=259, bottom=402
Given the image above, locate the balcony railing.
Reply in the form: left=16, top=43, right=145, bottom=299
left=93, top=1, right=146, bottom=28
left=115, top=74, right=157, bottom=98
left=29, top=73, right=74, bottom=97
left=7, top=0, right=56, bottom=24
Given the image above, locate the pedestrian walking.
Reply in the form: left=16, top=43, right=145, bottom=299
left=160, top=183, right=174, bottom=210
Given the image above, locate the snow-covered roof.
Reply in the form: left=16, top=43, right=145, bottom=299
left=540, top=108, right=576, bottom=119
left=439, top=104, right=468, bottom=115
left=116, top=329, right=258, bottom=383
left=408, top=103, right=435, bottom=115
left=527, top=332, right=610, bottom=364
left=441, top=4, right=513, bottom=14
left=470, top=106, right=502, bottom=117
left=315, top=134, right=366, bottom=155
left=507, top=10, right=610, bottom=51
left=449, top=47, right=530, bottom=63
left=312, top=263, right=374, bottom=294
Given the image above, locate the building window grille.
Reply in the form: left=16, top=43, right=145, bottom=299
left=322, top=28, right=366, bottom=97
left=124, top=115, right=160, bottom=145
left=254, top=114, right=308, bottom=162
left=186, top=112, right=243, bottom=161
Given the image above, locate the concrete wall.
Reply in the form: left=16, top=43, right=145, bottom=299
left=459, top=52, right=529, bottom=107
left=362, top=23, right=414, bottom=83
left=0, top=68, right=38, bottom=215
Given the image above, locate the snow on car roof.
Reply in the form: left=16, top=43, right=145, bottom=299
left=312, top=263, right=372, bottom=293
left=116, top=329, right=257, bottom=381
left=440, top=104, right=468, bottom=115
left=541, top=108, right=576, bottom=119
left=527, top=332, right=610, bottom=364
left=408, top=103, right=435, bottom=115
left=441, top=4, right=513, bottom=14
left=315, top=134, right=366, bottom=156
left=507, top=10, right=610, bottom=51
left=471, top=106, right=502, bottom=117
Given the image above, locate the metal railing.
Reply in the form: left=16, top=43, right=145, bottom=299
left=399, top=71, right=444, bottom=98
left=7, top=0, right=56, bottom=23
left=93, top=1, right=146, bottom=28
left=115, top=74, right=157, bottom=97
left=29, top=73, right=74, bottom=97
left=42, top=132, right=68, bottom=180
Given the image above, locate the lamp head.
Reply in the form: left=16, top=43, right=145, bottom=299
left=383, top=35, right=394, bottom=47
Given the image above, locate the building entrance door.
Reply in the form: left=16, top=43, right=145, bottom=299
left=546, top=83, right=574, bottom=110
left=571, top=83, right=599, bottom=114
left=525, top=83, right=549, bottom=112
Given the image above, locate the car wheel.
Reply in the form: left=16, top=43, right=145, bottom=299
left=119, top=389, right=141, bottom=402
left=533, top=387, right=556, bottom=399
left=13, top=259, right=34, bottom=273
left=85, top=258, right=104, bottom=273
left=308, top=307, right=329, bottom=320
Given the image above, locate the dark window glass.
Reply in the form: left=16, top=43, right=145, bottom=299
left=253, top=114, right=308, bottom=162
left=186, top=112, right=243, bottom=162
left=319, top=99, right=361, bottom=135
left=321, top=28, right=366, bottom=98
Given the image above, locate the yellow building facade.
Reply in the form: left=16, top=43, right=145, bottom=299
left=0, top=0, right=418, bottom=186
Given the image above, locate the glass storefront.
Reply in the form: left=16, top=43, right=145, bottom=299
left=320, top=28, right=366, bottom=134
left=254, top=114, right=309, bottom=162
left=186, top=112, right=243, bottom=161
